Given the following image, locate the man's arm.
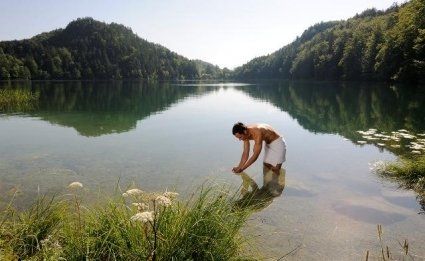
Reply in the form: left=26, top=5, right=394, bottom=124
left=240, top=137, right=262, bottom=171
left=238, top=140, right=250, bottom=168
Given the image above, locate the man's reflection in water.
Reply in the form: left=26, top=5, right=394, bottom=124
left=234, top=166, right=286, bottom=211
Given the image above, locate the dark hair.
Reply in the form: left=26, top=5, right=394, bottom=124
left=232, top=122, right=247, bottom=135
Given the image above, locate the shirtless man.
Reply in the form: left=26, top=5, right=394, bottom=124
left=232, top=122, right=286, bottom=175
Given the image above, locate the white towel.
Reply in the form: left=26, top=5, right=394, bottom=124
left=264, top=137, right=286, bottom=166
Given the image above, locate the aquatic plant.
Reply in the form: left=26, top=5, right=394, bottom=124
left=0, top=88, right=39, bottom=112
left=372, top=156, right=425, bottom=192
left=355, top=128, right=425, bottom=156
left=371, top=155, right=425, bottom=213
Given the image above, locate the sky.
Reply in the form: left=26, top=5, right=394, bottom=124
left=0, top=0, right=403, bottom=69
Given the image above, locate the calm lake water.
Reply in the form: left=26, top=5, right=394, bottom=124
left=1, top=80, right=425, bottom=259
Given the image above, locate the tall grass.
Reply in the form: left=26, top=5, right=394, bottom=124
left=0, top=196, right=64, bottom=260
left=0, top=185, right=255, bottom=260
left=0, top=88, right=39, bottom=112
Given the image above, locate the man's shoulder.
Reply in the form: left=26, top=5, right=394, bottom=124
left=247, top=123, right=265, bottom=127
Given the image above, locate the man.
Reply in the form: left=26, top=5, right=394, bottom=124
left=232, top=122, right=286, bottom=175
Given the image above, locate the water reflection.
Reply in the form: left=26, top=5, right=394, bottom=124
left=2, top=80, right=424, bottom=145
left=0, top=81, right=215, bottom=137
left=234, top=167, right=285, bottom=211
left=237, top=81, right=425, bottom=156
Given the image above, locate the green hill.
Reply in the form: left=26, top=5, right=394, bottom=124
left=192, top=59, right=231, bottom=79
left=1, top=0, right=424, bottom=82
left=0, top=18, right=222, bottom=80
left=232, top=0, right=425, bottom=82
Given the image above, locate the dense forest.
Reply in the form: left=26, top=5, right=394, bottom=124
left=0, top=18, right=225, bottom=80
left=233, top=0, right=425, bottom=82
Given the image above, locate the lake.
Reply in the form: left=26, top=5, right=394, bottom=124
left=1, top=80, right=425, bottom=259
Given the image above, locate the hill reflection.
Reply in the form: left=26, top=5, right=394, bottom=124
left=1, top=81, right=214, bottom=137
left=237, top=81, right=425, bottom=156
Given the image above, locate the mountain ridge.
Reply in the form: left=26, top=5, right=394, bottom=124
left=0, top=17, right=224, bottom=80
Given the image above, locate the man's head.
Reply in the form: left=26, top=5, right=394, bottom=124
left=232, top=122, right=249, bottom=140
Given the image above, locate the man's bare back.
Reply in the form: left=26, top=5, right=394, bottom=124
left=245, top=123, right=280, bottom=144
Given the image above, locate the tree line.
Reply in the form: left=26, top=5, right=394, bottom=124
left=232, top=0, right=425, bottom=82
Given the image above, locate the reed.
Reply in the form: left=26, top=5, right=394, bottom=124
left=364, top=224, right=411, bottom=261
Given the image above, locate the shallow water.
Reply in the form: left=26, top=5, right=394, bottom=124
left=1, top=80, right=424, bottom=259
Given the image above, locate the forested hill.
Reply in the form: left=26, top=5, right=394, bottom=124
left=0, top=18, right=223, bottom=80
left=232, top=0, right=425, bottom=82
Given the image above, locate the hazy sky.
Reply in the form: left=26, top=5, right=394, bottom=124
left=0, top=0, right=403, bottom=68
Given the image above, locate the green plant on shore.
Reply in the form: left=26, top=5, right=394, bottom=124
left=0, top=88, right=39, bottom=112
left=0, top=183, right=254, bottom=260
left=0, top=195, right=64, bottom=260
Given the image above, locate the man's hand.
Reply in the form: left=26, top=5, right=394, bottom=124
left=232, top=166, right=243, bottom=173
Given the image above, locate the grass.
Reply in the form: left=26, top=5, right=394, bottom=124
left=0, top=185, right=255, bottom=260
left=0, top=88, right=39, bottom=112
left=372, top=155, right=425, bottom=212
